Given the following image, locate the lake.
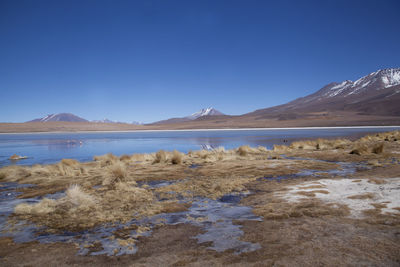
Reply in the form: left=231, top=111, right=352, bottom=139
left=0, top=127, right=399, bottom=167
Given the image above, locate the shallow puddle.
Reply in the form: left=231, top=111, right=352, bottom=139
left=263, top=157, right=370, bottom=181
left=0, top=182, right=261, bottom=256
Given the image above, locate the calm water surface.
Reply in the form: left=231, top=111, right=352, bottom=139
left=0, top=127, right=399, bottom=167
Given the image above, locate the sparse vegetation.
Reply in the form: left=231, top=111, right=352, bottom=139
left=237, top=145, right=251, bottom=156
left=61, top=158, right=79, bottom=166
left=171, top=150, right=183, bottom=164
left=350, top=145, right=369, bottom=155
left=119, top=154, right=132, bottom=161
left=103, top=162, right=127, bottom=186
left=153, top=150, right=167, bottom=163
left=372, top=143, right=384, bottom=154
left=2, top=130, right=400, bottom=255
left=347, top=193, right=375, bottom=199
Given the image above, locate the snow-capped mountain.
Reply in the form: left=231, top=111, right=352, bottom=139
left=153, top=107, right=225, bottom=124
left=185, top=108, right=225, bottom=120
left=29, top=113, right=88, bottom=122
left=316, top=68, right=400, bottom=99
left=249, top=68, right=400, bottom=117
left=92, top=118, right=118, bottom=123
left=92, top=119, right=143, bottom=125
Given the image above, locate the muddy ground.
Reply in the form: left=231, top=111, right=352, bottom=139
left=0, top=131, right=399, bottom=266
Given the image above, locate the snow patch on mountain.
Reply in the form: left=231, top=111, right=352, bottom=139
left=185, top=108, right=224, bottom=120
left=324, top=68, right=400, bottom=98
left=29, top=113, right=88, bottom=123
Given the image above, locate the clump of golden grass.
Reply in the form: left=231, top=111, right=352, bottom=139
left=156, top=174, right=257, bottom=200
left=66, top=184, right=96, bottom=207
left=131, top=153, right=154, bottom=162
left=236, top=145, right=267, bottom=157
left=273, top=144, right=289, bottom=152
left=119, top=154, right=132, bottom=161
left=30, top=164, right=51, bottom=177
left=273, top=137, right=351, bottom=152
left=193, top=149, right=210, bottom=159
left=93, top=153, right=118, bottom=166
left=61, top=159, right=79, bottom=166
left=14, top=180, right=164, bottom=231
left=298, top=185, right=326, bottom=190
left=1, top=166, right=32, bottom=182
left=372, top=143, right=384, bottom=154
left=237, top=145, right=252, bottom=156
left=368, top=178, right=386, bottom=184
left=254, top=199, right=350, bottom=220
left=0, top=172, right=6, bottom=180
left=153, top=150, right=167, bottom=163
left=359, top=130, right=400, bottom=143
left=15, top=198, right=57, bottom=215
left=296, top=190, right=330, bottom=197
left=214, top=147, right=225, bottom=153
left=159, top=202, right=191, bottom=213
left=257, top=146, right=268, bottom=152
left=347, top=193, right=375, bottom=199
left=349, top=145, right=369, bottom=155
left=290, top=140, right=316, bottom=150
left=103, top=162, right=127, bottom=186
left=171, top=150, right=183, bottom=164
left=290, top=138, right=351, bottom=151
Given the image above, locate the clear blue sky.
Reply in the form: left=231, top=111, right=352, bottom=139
left=1, top=0, right=399, bottom=123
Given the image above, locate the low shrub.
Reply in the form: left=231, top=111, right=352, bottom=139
left=61, top=159, right=79, bottom=166
left=372, top=143, right=384, bottom=154
left=171, top=150, right=183, bottom=164
left=153, top=150, right=167, bottom=163
left=237, top=145, right=251, bottom=156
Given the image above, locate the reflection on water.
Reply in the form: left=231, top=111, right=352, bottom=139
left=0, top=127, right=399, bottom=167
left=31, top=139, right=84, bottom=151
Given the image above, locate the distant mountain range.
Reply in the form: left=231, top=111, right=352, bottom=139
left=245, top=68, right=400, bottom=119
left=25, top=68, right=400, bottom=127
left=153, top=108, right=225, bottom=124
left=29, top=113, right=88, bottom=123
left=29, top=114, right=143, bottom=125
left=92, top=118, right=143, bottom=125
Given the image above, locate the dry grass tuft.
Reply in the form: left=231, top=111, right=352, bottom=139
left=195, top=150, right=210, bottom=159
left=349, top=145, right=369, bottom=155
left=14, top=181, right=160, bottom=231
left=0, top=172, right=5, bottom=180
left=103, top=162, right=127, bottom=186
left=237, top=145, right=252, bottom=156
left=119, top=154, right=132, bottom=161
left=15, top=198, right=57, bottom=215
left=153, top=150, right=167, bottom=163
left=61, top=159, right=79, bottom=166
left=254, top=199, right=350, bottom=220
left=171, top=150, right=183, bottom=164
left=159, top=202, right=191, bottom=213
left=299, top=185, right=326, bottom=190
left=372, top=143, right=384, bottom=154
left=31, top=165, right=51, bottom=177
left=93, top=153, right=118, bottom=166
left=347, top=193, right=375, bottom=199
left=296, top=190, right=330, bottom=197
left=257, top=146, right=268, bottom=152
left=273, top=144, right=289, bottom=152
left=66, top=184, right=96, bottom=207
left=367, top=178, right=386, bottom=184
